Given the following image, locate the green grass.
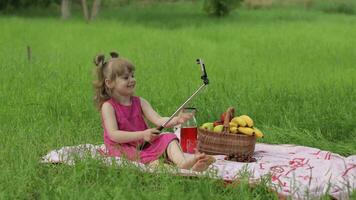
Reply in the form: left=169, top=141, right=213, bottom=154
left=1, top=2, right=355, bottom=199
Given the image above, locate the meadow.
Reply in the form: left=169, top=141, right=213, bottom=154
left=0, top=1, right=355, bottom=199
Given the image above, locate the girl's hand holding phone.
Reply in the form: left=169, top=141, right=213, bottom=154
left=142, top=128, right=160, bottom=142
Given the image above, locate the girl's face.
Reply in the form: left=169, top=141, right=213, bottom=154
left=112, top=71, right=136, bottom=97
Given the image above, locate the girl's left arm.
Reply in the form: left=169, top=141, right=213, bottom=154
left=140, top=97, right=179, bottom=128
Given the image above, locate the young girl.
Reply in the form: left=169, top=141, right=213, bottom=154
left=93, top=52, right=215, bottom=172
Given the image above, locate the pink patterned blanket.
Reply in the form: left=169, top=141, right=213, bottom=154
left=41, top=141, right=355, bottom=200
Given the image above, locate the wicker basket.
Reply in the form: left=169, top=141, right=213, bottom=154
left=197, top=107, right=256, bottom=162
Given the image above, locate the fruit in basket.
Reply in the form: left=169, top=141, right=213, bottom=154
left=253, top=127, right=264, bottom=138
left=213, top=125, right=224, bottom=133
left=229, top=122, right=237, bottom=128
left=237, top=127, right=255, bottom=136
left=230, top=126, right=238, bottom=134
left=240, top=115, right=254, bottom=127
left=213, top=121, right=223, bottom=127
left=220, top=112, right=232, bottom=122
left=200, top=122, right=214, bottom=131
left=231, top=116, right=247, bottom=127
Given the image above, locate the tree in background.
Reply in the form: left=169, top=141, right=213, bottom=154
left=203, top=0, right=243, bottom=16
left=61, top=0, right=71, bottom=19
left=60, top=0, right=101, bottom=21
left=81, top=0, right=101, bottom=21
left=90, top=0, right=101, bottom=20
left=1, top=0, right=243, bottom=18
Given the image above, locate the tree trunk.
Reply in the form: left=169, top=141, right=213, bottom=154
left=90, top=0, right=101, bottom=21
left=61, top=0, right=71, bottom=19
left=81, top=0, right=89, bottom=22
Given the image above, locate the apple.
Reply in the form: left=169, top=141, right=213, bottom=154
left=213, top=121, right=223, bottom=127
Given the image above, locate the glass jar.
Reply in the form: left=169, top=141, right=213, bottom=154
left=180, top=107, right=197, bottom=153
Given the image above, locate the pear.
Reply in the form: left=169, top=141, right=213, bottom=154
left=213, top=125, right=224, bottom=133
left=200, top=122, right=214, bottom=131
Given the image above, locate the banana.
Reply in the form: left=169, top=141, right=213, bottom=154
left=229, top=122, right=238, bottom=128
left=231, top=117, right=247, bottom=127
left=230, top=126, right=238, bottom=134
left=237, top=127, right=255, bottom=136
left=240, top=115, right=254, bottom=127
left=253, top=127, right=264, bottom=138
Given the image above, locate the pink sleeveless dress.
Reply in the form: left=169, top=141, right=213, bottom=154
left=102, top=96, right=178, bottom=164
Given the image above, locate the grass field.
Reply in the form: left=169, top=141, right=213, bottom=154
left=1, top=1, right=355, bottom=199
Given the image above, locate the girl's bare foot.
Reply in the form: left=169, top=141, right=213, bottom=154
left=180, top=152, right=216, bottom=172
left=190, top=155, right=215, bottom=172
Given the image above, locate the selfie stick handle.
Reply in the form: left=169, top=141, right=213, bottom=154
left=156, top=58, right=209, bottom=132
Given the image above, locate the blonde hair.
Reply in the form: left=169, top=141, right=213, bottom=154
left=92, top=52, right=135, bottom=110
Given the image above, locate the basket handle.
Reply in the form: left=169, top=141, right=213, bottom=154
left=223, top=107, right=235, bottom=134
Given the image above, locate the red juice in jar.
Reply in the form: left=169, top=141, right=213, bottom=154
left=180, top=127, right=197, bottom=153
left=179, top=107, right=198, bottom=154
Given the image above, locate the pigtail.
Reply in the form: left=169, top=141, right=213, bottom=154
left=92, top=54, right=110, bottom=110
left=94, top=54, right=106, bottom=66
left=92, top=51, right=135, bottom=110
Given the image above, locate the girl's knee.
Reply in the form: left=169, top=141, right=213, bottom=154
left=160, top=132, right=178, bottom=140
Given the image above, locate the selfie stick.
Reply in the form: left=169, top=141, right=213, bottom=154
left=156, top=58, right=209, bottom=132
left=140, top=59, right=209, bottom=150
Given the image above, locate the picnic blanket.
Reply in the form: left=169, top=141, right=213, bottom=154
left=41, top=132, right=356, bottom=199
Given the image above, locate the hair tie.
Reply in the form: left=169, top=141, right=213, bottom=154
left=110, top=52, right=119, bottom=58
